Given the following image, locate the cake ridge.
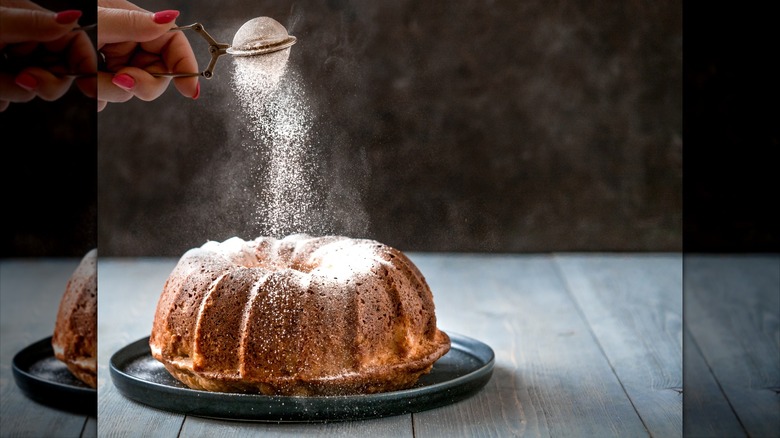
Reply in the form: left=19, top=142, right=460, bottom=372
left=237, top=272, right=270, bottom=379
left=190, top=271, right=228, bottom=370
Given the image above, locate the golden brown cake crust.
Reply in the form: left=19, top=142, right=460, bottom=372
left=52, top=248, right=97, bottom=388
left=150, top=235, right=451, bottom=396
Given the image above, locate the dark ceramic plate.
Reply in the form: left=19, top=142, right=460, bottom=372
left=12, top=336, right=97, bottom=416
left=110, top=332, right=494, bottom=422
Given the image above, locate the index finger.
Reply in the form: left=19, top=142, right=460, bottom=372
left=0, top=7, right=79, bottom=43
left=128, top=28, right=199, bottom=98
left=97, top=6, right=177, bottom=47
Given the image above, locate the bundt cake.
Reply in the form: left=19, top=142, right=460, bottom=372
left=149, top=234, right=450, bottom=396
left=52, top=248, right=98, bottom=388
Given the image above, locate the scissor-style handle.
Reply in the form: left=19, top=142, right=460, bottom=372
left=154, top=23, right=230, bottom=79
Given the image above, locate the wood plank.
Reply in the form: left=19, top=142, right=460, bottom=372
left=409, top=253, right=648, bottom=437
left=97, top=258, right=186, bottom=438
left=682, top=330, right=744, bottom=437
left=684, top=255, right=780, bottom=438
left=0, top=260, right=93, bottom=438
left=180, top=414, right=412, bottom=437
left=82, top=416, right=98, bottom=437
left=554, top=254, right=683, bottom=438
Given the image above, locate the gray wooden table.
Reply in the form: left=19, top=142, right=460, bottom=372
left=3, top=253, right=778, bottom=437
left=97, top=253, right=683, bottom=438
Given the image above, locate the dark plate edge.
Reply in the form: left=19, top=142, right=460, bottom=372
left=11, top=336, right=97, bottom=417
left=109, top=332, right=494, bottom=423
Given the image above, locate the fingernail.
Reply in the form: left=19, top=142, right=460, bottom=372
left=192, top=82, right=200, bottom=99
left=111, top=73, right=135, bottom=91
left=153, top=10, right=180, bottom=24
left=55, top=10, right=82, bottom=24
left=15, top=72, right=38, bottom=90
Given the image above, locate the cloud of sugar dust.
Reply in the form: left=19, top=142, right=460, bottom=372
left=225, top=5, right=374, bottom=240
left=229, top=49, right=369, bottom=239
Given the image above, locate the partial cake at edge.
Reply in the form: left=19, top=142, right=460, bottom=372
left=52, top=248, right=98, bottom=388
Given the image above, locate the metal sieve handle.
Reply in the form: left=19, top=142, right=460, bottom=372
left=151, top=23, right=230, bottom=79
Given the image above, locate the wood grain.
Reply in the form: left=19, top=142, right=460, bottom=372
left=410, top=253, right=648, bottom=437
left=682, top=329, right=744, bottom=437
left=684, top=255, right=780, bottom=438
left=97, top=259, right=185, bottom=438
left=179, top=415, right=412, bottom=437
left=555, top=254, right=683, bottom=438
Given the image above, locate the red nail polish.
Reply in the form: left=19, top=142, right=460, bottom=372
left=153, top=10, right=180, bottom=24
left=15, top=72, right=38, bottom=90
left=55, top=10, right=82, bottom=24
left=192, top=82, right=200, bottom=99
left=112, top=73, right=135, bottom=90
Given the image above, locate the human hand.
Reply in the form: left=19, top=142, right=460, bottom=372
left=0, top=0, right=97, bottom=112
left=97, top=0, right=199, bottom=112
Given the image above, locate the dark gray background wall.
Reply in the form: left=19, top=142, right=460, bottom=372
left=97, top=0, right=683, bottom=256
left=1, top=2, right=776, bottom=259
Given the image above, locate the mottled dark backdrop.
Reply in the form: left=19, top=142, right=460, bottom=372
left=97, top=0, right=683, bottom=256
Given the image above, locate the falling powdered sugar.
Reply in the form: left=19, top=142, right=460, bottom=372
left=232, top=49, right=324, bottom=238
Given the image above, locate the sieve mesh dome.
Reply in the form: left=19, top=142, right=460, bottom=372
left=226, top=17, right=297, bottom=57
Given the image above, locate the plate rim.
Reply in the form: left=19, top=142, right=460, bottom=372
left=11, top=335, right=97, bottom=416
left=109, top=331, right=494, bottom=422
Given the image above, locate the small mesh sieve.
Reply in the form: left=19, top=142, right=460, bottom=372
left=226, top=17, right=297, bottom=57
left=146, top=17, right=296, bottom=79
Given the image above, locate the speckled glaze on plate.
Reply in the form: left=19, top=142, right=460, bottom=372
left=12, top=336, right=97, bottom=416
left=109, top=332, right=494, bottom=422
